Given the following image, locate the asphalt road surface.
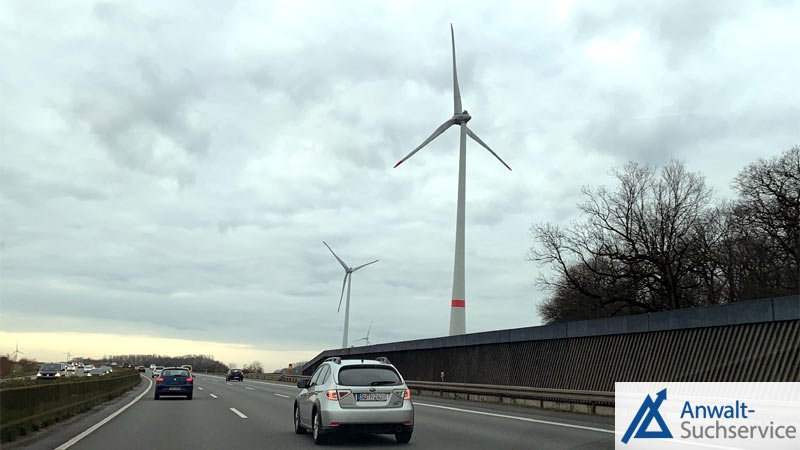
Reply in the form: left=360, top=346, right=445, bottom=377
left=27, top=373, right=615, bottom=449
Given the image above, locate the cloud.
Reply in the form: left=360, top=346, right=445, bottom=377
left=1, top=0, right=798, bottom=368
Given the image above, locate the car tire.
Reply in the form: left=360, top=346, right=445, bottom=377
left=187, top=394, right=193, bottom=400
left=395, top=429, right=413, bottom=444
left=312, top=410, right=326, bottom=445
left=294, top=405, right=306, bottom=434
left=154, top=393, right=160, bottom=400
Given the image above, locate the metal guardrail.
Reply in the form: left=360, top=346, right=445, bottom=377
left=245, top=373, right=310, bottom=383
left=244, top=373, right=613, bottom=414
left=407, top=380, right=614, bottom=404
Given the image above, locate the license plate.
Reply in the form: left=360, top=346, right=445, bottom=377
left=356, top=393, right=387, bottom=401
left=169, top=387, right=182, bottom=391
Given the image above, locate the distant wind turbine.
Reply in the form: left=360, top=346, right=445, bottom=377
left=65, top=350, right=73, bottom=362
left=394, top=24, right=510, bottom=336
left=11, top=343, right=24, bottom=362
left=352, top=322, right=373, bottom=346
left=323, top=241, right=379, bottom=348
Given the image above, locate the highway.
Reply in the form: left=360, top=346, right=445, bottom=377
left=19, top=372, right=613, bottom=449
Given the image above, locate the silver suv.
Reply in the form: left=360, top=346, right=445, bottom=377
left=293, top=357, right=414, bottom=444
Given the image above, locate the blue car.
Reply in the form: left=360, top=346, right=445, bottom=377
left=154, top=367, right=193, bottom=400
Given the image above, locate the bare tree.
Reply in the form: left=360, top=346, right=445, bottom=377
left=733, top=146, right=799, bottom=289
left=530, top=160, right=714, bottom=319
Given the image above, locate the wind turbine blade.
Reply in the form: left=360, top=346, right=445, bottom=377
left=394, top=118, right=456, bottom=168
left=352, top=259, right=379, bottom=271
left=451, top=24, right=462, bottom=115
left=337, top=273, right=348, bottom=313
left=466, top=126, right=512, bottom=171
left=323, top=241, right=349, bottom=270
left=367, top=321, right=372, bottom=337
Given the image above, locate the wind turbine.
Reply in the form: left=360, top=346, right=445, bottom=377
left=352, top=321, right=373, bottom=346
left=64, top=350, right=73, bottom=362
left=323, top=241, right=379, bottom=348
left=11, top=343, right=24, bottom=362
left=393, top=24, right=510, bottom=336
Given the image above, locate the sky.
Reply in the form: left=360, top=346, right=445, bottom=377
left=1, top=0, right=798, bottom=370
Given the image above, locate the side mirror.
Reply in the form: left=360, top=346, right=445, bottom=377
left=297, top=379, right=309, bottom=389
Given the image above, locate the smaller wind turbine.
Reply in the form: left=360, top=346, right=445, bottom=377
left=323, top=241, right=379, bottom=348
left=11, top=343, right=24, bottom=362
left=352, top=322, right=373, bottom=346
left=64, top=350, right=73, bottom=362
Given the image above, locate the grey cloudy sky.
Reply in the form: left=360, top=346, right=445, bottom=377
left=1, top=0, right=798, bottom=368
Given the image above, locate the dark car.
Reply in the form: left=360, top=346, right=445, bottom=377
left=37, top=363, right=64, bottom=380
left=226, top=369, right=244, bottom=381
left=137, top=366, right=146, bottom=372
left=155, top=367, right=193, bottom=400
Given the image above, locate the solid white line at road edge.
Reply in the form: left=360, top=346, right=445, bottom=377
left=414, top=402, right=613, bottom=434
left=56, top=375, right=153, bottom=450
left=230, top=408, right=248, bottom=419
left=274, top=393, right=290, bottom=398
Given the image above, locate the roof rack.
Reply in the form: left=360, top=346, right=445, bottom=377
left=375, top=357, right=390, bottom=364
left=324, top=357, right=341, bottom=364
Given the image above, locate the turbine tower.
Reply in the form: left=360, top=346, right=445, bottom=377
left=323, top=241, right=379, bottom=348
left=394, top=25, right=510, bottom=335
left=65, top=350, right=72, bottom=362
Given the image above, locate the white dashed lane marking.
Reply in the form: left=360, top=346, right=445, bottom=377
left=245, top=387, right=255, bottom=390
left=274, top=393, right=289, bottom=399
left=210, top=394, right=218, bottom=399
left=230, top=408, right=248, bottom=419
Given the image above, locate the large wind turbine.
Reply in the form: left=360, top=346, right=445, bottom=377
left=323, top=241, right=379, bottom=348
left=394, top=25, right=510, bottom=336
left=11, top=343, right=24, bottom=362
left=352, top=321, right=373, bottom=346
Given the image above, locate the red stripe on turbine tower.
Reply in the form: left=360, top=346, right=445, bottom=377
left=451, top=299, right=465, bottom=307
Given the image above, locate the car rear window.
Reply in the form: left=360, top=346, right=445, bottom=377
left=337, top=366, right=401, bottom=386
left=41, top=364, right=61, bottom=371
left=161, top=369, right=190, bottom=377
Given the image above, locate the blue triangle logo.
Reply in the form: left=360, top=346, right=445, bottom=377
left=621, top=389, right=673, bottom=444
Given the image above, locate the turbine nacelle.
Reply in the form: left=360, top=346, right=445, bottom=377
left=453, top=110, right=471, bottom=125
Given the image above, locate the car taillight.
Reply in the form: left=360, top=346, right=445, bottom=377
left=403, top=388, right=411, bottom=400
left=325, top=390, right=338, bottom=400
left=186, top=377, right=193, bottom=383
left=156, top=377, right=164, bottom=382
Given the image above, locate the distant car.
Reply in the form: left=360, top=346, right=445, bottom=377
left=37, top=363, right=64, bottom=380
left=150, top=364, right=156, bottom=370
left=85, top=368, right=108, bottom=377
left=181, top=365, right=193, bottom=374
left=226, top=369, right=244, bottom=381
left=152, top=366, right=164, bottom=378
left=137, top=366, right=146, bottom=373
left=65, top=366, right=77, bottom=376
left=154, top=367, right=193, bottom=400
left=83, top=365, right=95, bottom=374
left=293, top=357, right=414, bottom=444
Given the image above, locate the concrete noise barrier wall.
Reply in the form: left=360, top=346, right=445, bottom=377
left=304, top=295, right=799, bottom=391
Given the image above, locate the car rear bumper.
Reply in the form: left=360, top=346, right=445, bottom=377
left=155, top=385, right=193, bottom=395
left=320, top=402, right=414, bottom=432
